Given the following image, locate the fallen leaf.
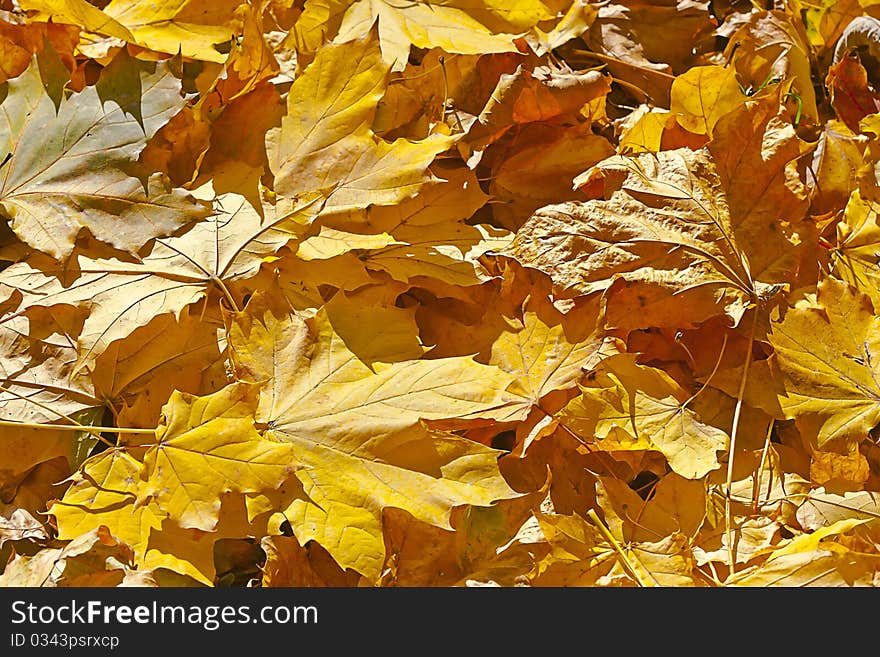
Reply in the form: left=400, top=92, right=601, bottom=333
left=261, top=535, right=361, bottom=587
left=138, top=383, right=300, bottom=532
left=669, top=65, right=745, bottom=136
left=832, top=189, right=880, bottom=308
left=826, top=48, right=880, bottom=133
left=797, top=488, right=880, bottom=530
left=270, top=32, right=453, bottom=215
left=558, top=354, right=728, bottom=478
left=487, top=122, right=614, bottom=230
left=486, top=301, right=608, bottom=419
left=504, top=95, right=809, bottom=330
left=529, top=512, right=616, bottom=586
left=0, top=52, right=207, bottom=260
left=227, top=291, right=520, bottom=579
left=103, top=0, right=242, bottom=62
left=0, top=526, right=135, bottom=587
left=20, top=0, right=134, bottom=43
left=0, top=192, right=316, bottom=369
left=468, top=63, right=611, bottom=151
left=5, top=0, right=880, bottom=590
left=727, top=10, right=818, bottom=127
left=329, top=0, right=557, bottom=69
left=809, top=121, right=867, bottom=215
left=770, top=276, right=880, bottom=448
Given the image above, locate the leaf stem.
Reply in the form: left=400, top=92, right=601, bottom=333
left=725, top=308, right=759, bottom=575
left=0, top=418, right=154, bottom=435
left=703, top=560, right=723, bottom=586
left=682, top=331, right=728, bottom=409
left=586, top=508, right=648, bottom=587
left=537, top=404, right=622, bottom=474
left=212, top=275, right=241, bottom=313
left=751, top=421, right=774, bottom=514
left=0, top=386, right=121, bottom=448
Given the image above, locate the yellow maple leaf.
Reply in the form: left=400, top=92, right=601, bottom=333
left=669, top=65, right=745, bottom=136
left=296, top=0, right=557, bottom=69
left=51, top=448, right=162, bottom=568
left=487, top=302, right=610, bottom=421
left=227, top=291, right=521, bottom=579
left=529, top=512, right=617, bottom=586
left=770, top=276, right=880, bottom=448
left=726, top=519, right=879, bottom=586
left=810, top=121, right=865, bottom=215
left=797, top=488, right=880, bottom=530
left=138, top=383, right=300, bottom=532
left=51, top=445, right=279, bottom=585
left=0, top=52, right=207, bottom=260
left=322, top=285, right=427, bottom=365
left=0, top=192, right=318, bottom=370
left=19, top=0, right=134, bottom=43
left=270, top=32, right=453, bottom=215
left=317, top=166, right=509, bottom=291
left=596, top=473, right=706, bottom=544
left=559, top=354, right=728, bottom=478
left=24, top=0, right=244, bottom=62
left=832, top=189, right=880, bottom=308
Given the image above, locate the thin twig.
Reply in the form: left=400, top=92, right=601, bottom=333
left=725, top=309, right=759, bottom=574
left=751, top=421, right=774, bottom=514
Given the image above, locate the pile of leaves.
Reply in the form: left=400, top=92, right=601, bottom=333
left=2, top=0, right=880, bottom=588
